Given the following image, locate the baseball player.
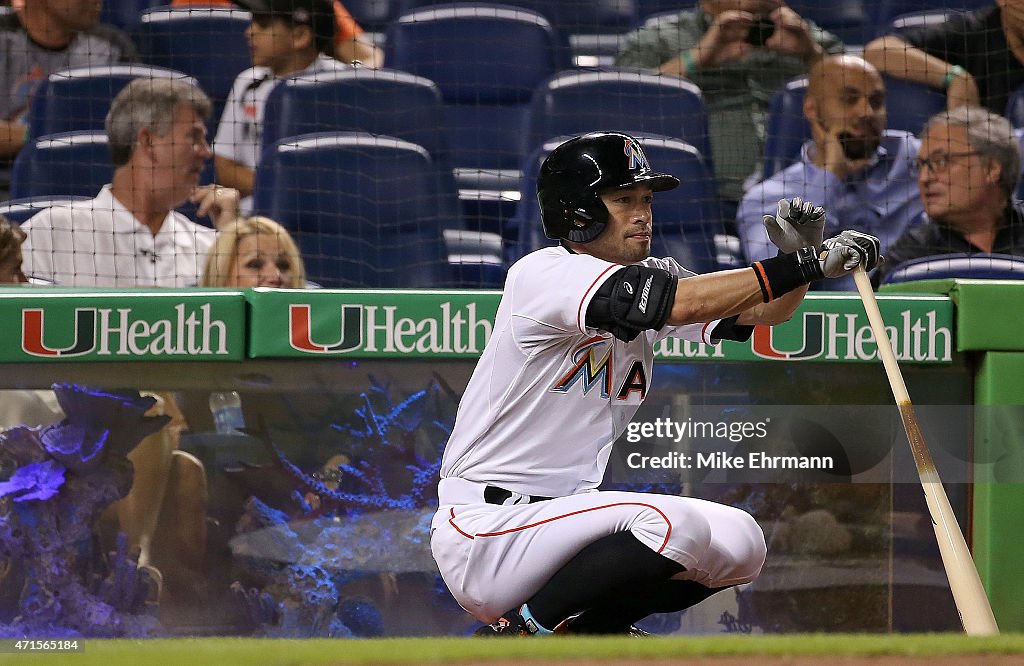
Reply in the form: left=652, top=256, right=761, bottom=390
left=430, top=131, right=880, bottom=636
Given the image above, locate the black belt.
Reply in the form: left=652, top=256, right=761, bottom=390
left=484, top=485, right=552, bottom=505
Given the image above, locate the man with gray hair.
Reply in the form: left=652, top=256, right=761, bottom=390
left=873, top=106, right=1024, bottom=285
left=20, top=76, right=240, bottom=287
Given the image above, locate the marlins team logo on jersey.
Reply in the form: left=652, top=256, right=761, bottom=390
left=550, top=336, right=648, bottom=401
left=623, top=137, right=649, bottom=171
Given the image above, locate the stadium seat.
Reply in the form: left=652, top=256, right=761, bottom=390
left=99, top=0, right=162, bottom=30
left=0, top=196, right=91, bottom=225
left=885, top=9, right=964, bottom=36
left=252, top=132, right=464, bottom=288
left=634, top=0, right=682, bottom=22
left=870, top=1, right=990, bottom=37
left=525, top=68, right=713, bottom=172
left=762, top=76, right=810, bottom=181
left=345, top=0, right=403, bottom=32
left=762, top=74, right=945, bottom=179
left=384, top=3, right=564, bottom=231
left=260, top=68, right=451, bottom=168
left=1007, top=88, right=1024, bottom=129
left=787, top=0, right=871, bottom=45
left=10, top=132, right=113, bottom=200
left=27, top=65, right=195, bottom=139
left=882, top=253, right=1024, bottom=284
left=134, top=7, right=252, bottom=128
left=508, top=133, right=723, bottom=274
left=400, top=0, right=636, bottom=65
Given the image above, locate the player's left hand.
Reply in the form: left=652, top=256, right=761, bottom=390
left=820, top=229, right=881, bottom=278
left=763, top=197, right=825, bottom=254
left=191, top=184, right=241, bottom=229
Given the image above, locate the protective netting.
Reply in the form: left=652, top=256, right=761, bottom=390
left=3, top=1, right=1024, bottom=289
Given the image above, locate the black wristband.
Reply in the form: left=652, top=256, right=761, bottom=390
left=751, top=247, right=823, bottom=302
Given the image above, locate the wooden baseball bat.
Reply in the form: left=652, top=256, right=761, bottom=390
left=852, top=267, right=999, bottom=636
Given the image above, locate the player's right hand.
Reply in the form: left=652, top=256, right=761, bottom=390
left=819, top=230, right=881, bottom=278
left=763, top=197, right=825, bottom=254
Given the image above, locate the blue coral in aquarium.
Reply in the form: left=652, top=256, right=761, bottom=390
left=0, top=384, right=170, bottom=638
left=229, top=378, right=456, bottom=637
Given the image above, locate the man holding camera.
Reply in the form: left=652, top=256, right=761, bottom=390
left=617, top=1, right=842, bottom=210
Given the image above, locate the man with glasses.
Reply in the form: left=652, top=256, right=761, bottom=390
left=873, top=106, right=1024, bottom=285
left=20, top=77, right=240, bottom=287
left=737, top=55, right=923, bottom=290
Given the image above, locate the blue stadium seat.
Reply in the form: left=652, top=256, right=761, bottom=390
left=762, top=74, right=945, bottom=179
left=787, top=0, right=871, bottom=45
left=0, top=197, right=91, bottom=225
left=27, top=64, right=195, bottom=139
left=525, top=68, right=713, bottom=172
left=1007, top=88, right=1024, bottom=129
left=134, top=7, right=252, bottom=128
left=508, top=134, right=723, bottom=274
left=345, top=0, right=403, bottom=32
left=883, top=76, right=947, bottom=136
left=384, top=3, right=563, bottom=204
left=398, top=0, right=634, bottom=65
left=885, top=9, right=964, bottom=37
left=99, top=0, right=162, bottom=30
left=261, top=68, right=451, bottom=166
left=762, top=76, right=810, bottom=181
left=634, top=0, right=682, bottom=22
left=252, top=132, right=463, bottom=288
left=10, top=132, right=113, bottom=200
left=870, top=1, right=990, bottom=37
left=400, top=0, right=636, bottom=33
left=882, top=253, right=1024, bottom=284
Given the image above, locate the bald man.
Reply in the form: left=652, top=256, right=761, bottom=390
left=737, top=54, right=924, bottom=290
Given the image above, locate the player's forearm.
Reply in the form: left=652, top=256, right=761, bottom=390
left=863, top=36, right=952, bottom=89
left=214, top=155, right=254, bottom=197
left=735, top=285, right=808, bottom=326
left=667, top=268, right=766, bottom=326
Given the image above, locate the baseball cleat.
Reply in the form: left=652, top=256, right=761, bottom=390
left=473, top=610, right=530, bottom=637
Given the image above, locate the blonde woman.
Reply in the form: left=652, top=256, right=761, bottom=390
left=201, top=215, right=307, bottom=288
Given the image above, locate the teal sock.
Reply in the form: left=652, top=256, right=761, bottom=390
left=519, top=603, right=554, bottom=635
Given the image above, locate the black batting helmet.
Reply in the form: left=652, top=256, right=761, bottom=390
left=537, top=132, right=680, bottom=243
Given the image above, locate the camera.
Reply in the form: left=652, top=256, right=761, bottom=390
left=745, top=17, right=776, bottom=48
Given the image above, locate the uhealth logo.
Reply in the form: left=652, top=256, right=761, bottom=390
left=21, top=305, right=229, bottom=357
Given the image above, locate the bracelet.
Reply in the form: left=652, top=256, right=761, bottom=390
left=751, top=247, right=823, bottom=302
left=942, top=65, right=966, bottom=90
left=680, top=49, right=696, bottom=77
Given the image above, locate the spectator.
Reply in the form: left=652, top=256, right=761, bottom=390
left=170, top=0, right=382, bottom=67
left=20, top=76, right=241, bottom=287
left=874, top=106, right=1024, bottom=285
left=213, top=0, right=347, bottom=205
left=737, top=55, right=923, bottom=290
left=200, top=215, right=307, bottom=287
left=0, top=214, right=26, bottom=284
left=863, top=1, right=1024, bottom=114
left=616, top=0, right=842, bottom=209
left=0, top=0, right=136, bottom=160
left=0, top=215, right=64, bottom=430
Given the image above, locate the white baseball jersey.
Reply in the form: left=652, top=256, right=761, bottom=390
left=432, top=246, right=766, bottom=623
left=20, top=186, right=216, bottom=287
left=439, top=245, right=722, bottom=498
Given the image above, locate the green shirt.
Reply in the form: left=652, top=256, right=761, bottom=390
left=616, top=7, right=843, bottom=202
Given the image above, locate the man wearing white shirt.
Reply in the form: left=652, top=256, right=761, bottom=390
left=21, top=76, right=240, bottom=287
